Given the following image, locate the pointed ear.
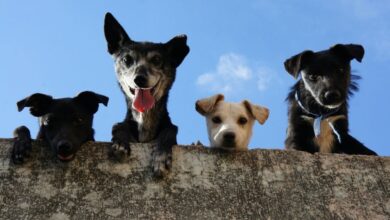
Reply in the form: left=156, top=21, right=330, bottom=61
left=74, top=91, right=109, bottom=114
left=284, top=50, right=314, bottom=78
left=104, top=12, right=132, bottom=55
left=17, top=93, right=53, bottom=117
left=330, top=44, right=364, bottom=63
left=242, top=100, right=269, bottom=125
left=195, top=94, right=224, bottom=116
left=165, top=34, right=190, bottom=68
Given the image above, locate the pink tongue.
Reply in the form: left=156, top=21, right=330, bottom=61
left=133, top=88, right=155, bottom=113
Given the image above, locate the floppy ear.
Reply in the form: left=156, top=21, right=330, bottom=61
left=330, top=44, right=364, bottom=63
left=74, top=91, right=109, bottom=114
left=165, top=35, right=190, bottom=68
left=195, top=94, right=224, bottom=116
left=104, top=12, right=132, bottom=55
left=284, top=50, right=314, bottom=79
left=17, top=93, right=53, bottom=117
left=242, top=100, right=269, bottom=125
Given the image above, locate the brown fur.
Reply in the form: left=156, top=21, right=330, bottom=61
left=302, top=115, right=346, bottom=153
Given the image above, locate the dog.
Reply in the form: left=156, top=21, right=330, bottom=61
left=196, top=94, right=269, bottom=151
left=12, top=91, right=109, bottom=163
left=103, top=13, right=189, bottom=177
left=284, top=43, right=377, bottom=155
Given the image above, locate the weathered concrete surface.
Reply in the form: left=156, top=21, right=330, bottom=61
left=0, top=138, right=389, bottom=220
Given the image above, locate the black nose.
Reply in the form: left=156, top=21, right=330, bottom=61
left=324, top=90, right=341, bottom=103
left=134, top=75, right=148, bottom=88
left=223, top=132, right=236, bottom=142
left=57, top=141, right=73, bottom=155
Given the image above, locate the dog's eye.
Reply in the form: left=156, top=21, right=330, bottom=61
left=43, top=118, right=50, bottom=126
left=308, top=74, right=319, bottom=81
left=212, top=116, right=222, bottom=124
left=150, top=55, right=162, bottom=66
left=122, top=55, right=134, bottom=66
left=43, top=117, right=55, bottom=127
left=74, top=117, right=84, bottom=125
left=238, top=117, right=248, bottom=125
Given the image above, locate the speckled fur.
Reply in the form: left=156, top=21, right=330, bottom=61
left=104, top=13, right=189, bottom=176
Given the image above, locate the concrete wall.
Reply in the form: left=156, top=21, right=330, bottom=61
left=0, top=138, right=389, bottom=219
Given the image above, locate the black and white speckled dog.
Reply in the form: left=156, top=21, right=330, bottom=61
left=104, top=13, right=190, bottom=177
left=284, top=44, right=377, bottom=155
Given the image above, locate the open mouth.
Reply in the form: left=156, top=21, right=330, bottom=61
left=57, top=154, right=75, bottom=162
left=130, top=83, right=159, bottom=113
left=129, top=86, right=156, bottom=96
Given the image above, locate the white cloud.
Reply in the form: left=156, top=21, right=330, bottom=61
left=216, top=53, right=252, bottom=80
left=196, top=73, right=215, bottom=85
left=196, top=53, right=275, bottom=95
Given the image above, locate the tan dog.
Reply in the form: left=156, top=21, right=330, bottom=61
left=196, top=94, right=269, bottom=151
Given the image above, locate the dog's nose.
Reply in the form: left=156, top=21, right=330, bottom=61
left=324, top=91, right=341, bottom=103
left=57, top=141, right=73, bottom=155
left=223, top=132, right=236, bottom=142
left=134, top=75, right=148, bottom=88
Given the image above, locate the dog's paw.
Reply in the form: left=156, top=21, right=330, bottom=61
left=12, top=126, right=32, bottom=164
left=12, top=137, right=32, bottom=164
left=109, top=141, right=131, bottom=160
left=152, top=150, right=172, bottom=178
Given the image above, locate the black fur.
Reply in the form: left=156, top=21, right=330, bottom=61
left=104, top=12, right=189, bottom=177
left=284, top=44, right=377, bottom=155
left=12, top=91, right=109, bottom=163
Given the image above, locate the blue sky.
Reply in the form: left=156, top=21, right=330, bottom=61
left=1, top=1, right=389, bottom=155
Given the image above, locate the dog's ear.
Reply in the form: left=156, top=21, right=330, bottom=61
left=104, top=12, right=132, bottom=55
left=242, top=100, right=269, bottom=125
left=330, top=44, right=365, bottom=63
left=195, top=94, right=224, bottom=116
left=74, top=91, right=109, bottom=114
left=17, top=93, right=53, bottom=117
left=165, top=35, right=190, bottom=68
left=284, top=50, right=314, bottom=78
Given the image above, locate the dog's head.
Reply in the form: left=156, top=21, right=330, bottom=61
left=17, top=91, right=109, bottom=161
left=284, top=44, right=364, bottom=109
left=196, top=94, right=269, bottom=151
left=104, top=12, right=189, bottom=113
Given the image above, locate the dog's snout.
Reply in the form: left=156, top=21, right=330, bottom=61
left=57, top=141, right=73, bottom=154
left=135, top=65, right=147, bottom=76
left=134, top=75, right=148, bottom=88
left=223, top=132, right=236, bottom=142
left=324, top=90, right=341, bottom=103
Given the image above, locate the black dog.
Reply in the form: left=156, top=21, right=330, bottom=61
left=104, top=13, right=189, bottom=177
left=284, top=44, right=377, bottom=155
left=12, top=91, right=109, bottom=163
